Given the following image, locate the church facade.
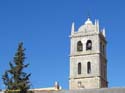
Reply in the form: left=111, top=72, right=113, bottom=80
left=69, top=17, right=108, bottom=89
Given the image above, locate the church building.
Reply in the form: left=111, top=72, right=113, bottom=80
left=69, top=17, right=108, bottom=89
left=12, top=17, right=125, bottom=93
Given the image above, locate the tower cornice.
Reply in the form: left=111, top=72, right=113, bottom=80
left=70, top=33, right=100, bottom=38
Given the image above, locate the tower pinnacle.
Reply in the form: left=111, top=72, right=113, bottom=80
left=71, top=22, right=75, bottom=35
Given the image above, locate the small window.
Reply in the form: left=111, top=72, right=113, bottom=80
left=77, top=41, right=83, bottom=51
left=103, top=45, right=105, bottom=55
left=100, top=42, right=105, bottom=55
left=78, top=81, right=82, bottom=88
left=78, top=63, right=81, bottom=74
left=78, top=81, right=84, bottom=88
left=86, top=40, right=92, bottom=50
left=104, top=64, right=107, bottom=79
left=87, top=62, right=91, bottom=74
left=100, top=42, right=102, bottom=52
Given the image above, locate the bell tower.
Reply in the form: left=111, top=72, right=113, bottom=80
left=69, top=17, right=108, bottom=89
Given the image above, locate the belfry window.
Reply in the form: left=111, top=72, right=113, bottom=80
left=78, top=63, right=81, bottom=74
left=87, top=62, right=91, bottom=74
left=77, top=41, right=83, bottom=51
left=86, top=40, right=92, bottom=50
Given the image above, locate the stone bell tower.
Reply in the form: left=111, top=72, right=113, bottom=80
left=69, top=17, right=108, bottom=89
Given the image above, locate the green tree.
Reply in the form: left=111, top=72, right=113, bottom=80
left=2, top=42, right=31, bottom=93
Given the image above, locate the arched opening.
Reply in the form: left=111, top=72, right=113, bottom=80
left=77, top=41, right=83, bottom=51
left=78, top=63, right=81, bottom=74
left=86, top=40, right=92, bottom=50
left=87, top=62, right=91, bottom=74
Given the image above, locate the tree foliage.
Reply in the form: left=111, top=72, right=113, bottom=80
left=2, top=42, right=31, bottom=93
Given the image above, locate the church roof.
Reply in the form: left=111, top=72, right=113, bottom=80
left=32, top=88, right=125, bottom=93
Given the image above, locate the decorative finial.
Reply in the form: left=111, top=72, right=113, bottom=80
left=85, top=13, right=92, bottom=25
left=87, top=12, right=91, bottom=19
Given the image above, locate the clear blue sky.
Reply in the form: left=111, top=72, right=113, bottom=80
left=0, top=0, right=125, bottom=89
